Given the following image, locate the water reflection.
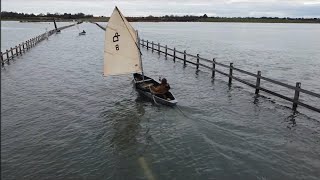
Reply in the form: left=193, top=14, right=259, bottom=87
left=109, top=101, right=147, bottom=154
left=285, top=112, right=297, bottom=129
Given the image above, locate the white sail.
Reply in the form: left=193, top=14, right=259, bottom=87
left=104, top=7, right=142, bottom=76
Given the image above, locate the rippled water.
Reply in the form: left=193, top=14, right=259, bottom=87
left=1, top=21, right=320, bottom=179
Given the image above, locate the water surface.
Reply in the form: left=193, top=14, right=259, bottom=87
left=1, top=22, right=320, bottom=180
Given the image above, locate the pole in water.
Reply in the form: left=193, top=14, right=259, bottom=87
left=136, top=30, right=144, bottom=81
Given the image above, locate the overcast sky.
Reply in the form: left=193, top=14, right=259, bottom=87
left=2, top=0, right=320, bottom=17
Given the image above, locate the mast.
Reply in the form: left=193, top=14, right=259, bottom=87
left=136, top=30, right=144, bottom=80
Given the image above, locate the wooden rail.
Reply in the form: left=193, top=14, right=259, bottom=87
left=90, top=22, right=106, bottom=31
left=1, top=23, right=76, bottom=67
left=140, top=39, right=320, bottom=114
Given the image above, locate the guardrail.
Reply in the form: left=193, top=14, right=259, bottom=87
left=140, top=39, right=320, bottom=114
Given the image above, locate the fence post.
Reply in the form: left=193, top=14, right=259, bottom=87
left=173, top=48, right=176, bottom=62
left=292, top=82, right=301, bottom=112
left=1, top=52, right=4, bottom=66
left=158, top=42, right=160, bottom=54
left=196, top=54, right=200, bottom=70
left=228, top=63, right=233, bottom=85
left=255, top=71, right=261, bottom=94
left=6, top=50, right=10, bottom=62
left=147, top=40, right=149, bottom=50
left=15, top=46, right=18, bottom=56
left=183, top=50, right=186, bottom=66
left=26, top=41, right=29, bottom=50
left=19, top=44, right=22, bottom=54
left=152, top=41, right=154, bottom=52
left=165, top=45, right=167, bottom=57
left=10, top=48, right=14, bottom=58
left=212, top=58, right=216, bottom=78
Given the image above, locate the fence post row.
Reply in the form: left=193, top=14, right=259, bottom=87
left=212, top=58, right=216, bottom=78
left=255, top=71, right=261, bottom=94
left=292, top=82, right=301, bottom=112
left=229, top=63, right=233, bottom=85
left=138, top=39, right=320, bottom=114
left=1, top=25, right=79, bottom=67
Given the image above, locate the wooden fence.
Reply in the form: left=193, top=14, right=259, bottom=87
left=140, top=39, right=320, bottom=114
left=1, top=23, right=76, bottom=67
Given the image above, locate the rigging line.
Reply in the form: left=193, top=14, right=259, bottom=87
left=93, top=13, right=143, bottom=56
left=116, top=8, right=143, bottom=56
left=175, top=105, right=193, bottom=120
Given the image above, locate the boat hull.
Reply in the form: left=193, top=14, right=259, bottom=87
left=133, top=73, right=177, bottom=106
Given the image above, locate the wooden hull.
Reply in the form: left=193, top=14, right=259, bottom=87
left=79, top=32, right=86, bottom=35
left=133, top=73, right=177, bottom=106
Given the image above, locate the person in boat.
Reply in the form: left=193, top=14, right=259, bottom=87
left=149, top=78, right=170, bottom=95
left=82, top=30, right=86, bottom=33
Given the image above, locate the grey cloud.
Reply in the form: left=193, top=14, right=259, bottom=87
left=2, top=0, right=320, bottom=17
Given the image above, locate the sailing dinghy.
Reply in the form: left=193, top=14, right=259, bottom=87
left=79, top=31, right=86, bottom=35
left=76, top=22, right=86, bottom=35
left=104, top=7, right=177, bottom=106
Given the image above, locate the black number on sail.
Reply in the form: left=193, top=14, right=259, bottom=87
left=113, top=32, right=120, bottom=42
left=113, top=32, right=120, bottom=51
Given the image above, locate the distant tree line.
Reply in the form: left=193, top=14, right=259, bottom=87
left=1, top=11, right=93, bottom=19
left=127, top=14, right=319, bottom=23
left=1, top=11, right=319, bottom=23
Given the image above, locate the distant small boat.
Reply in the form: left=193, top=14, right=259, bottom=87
left=79, top=31, right=86, bottom=35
